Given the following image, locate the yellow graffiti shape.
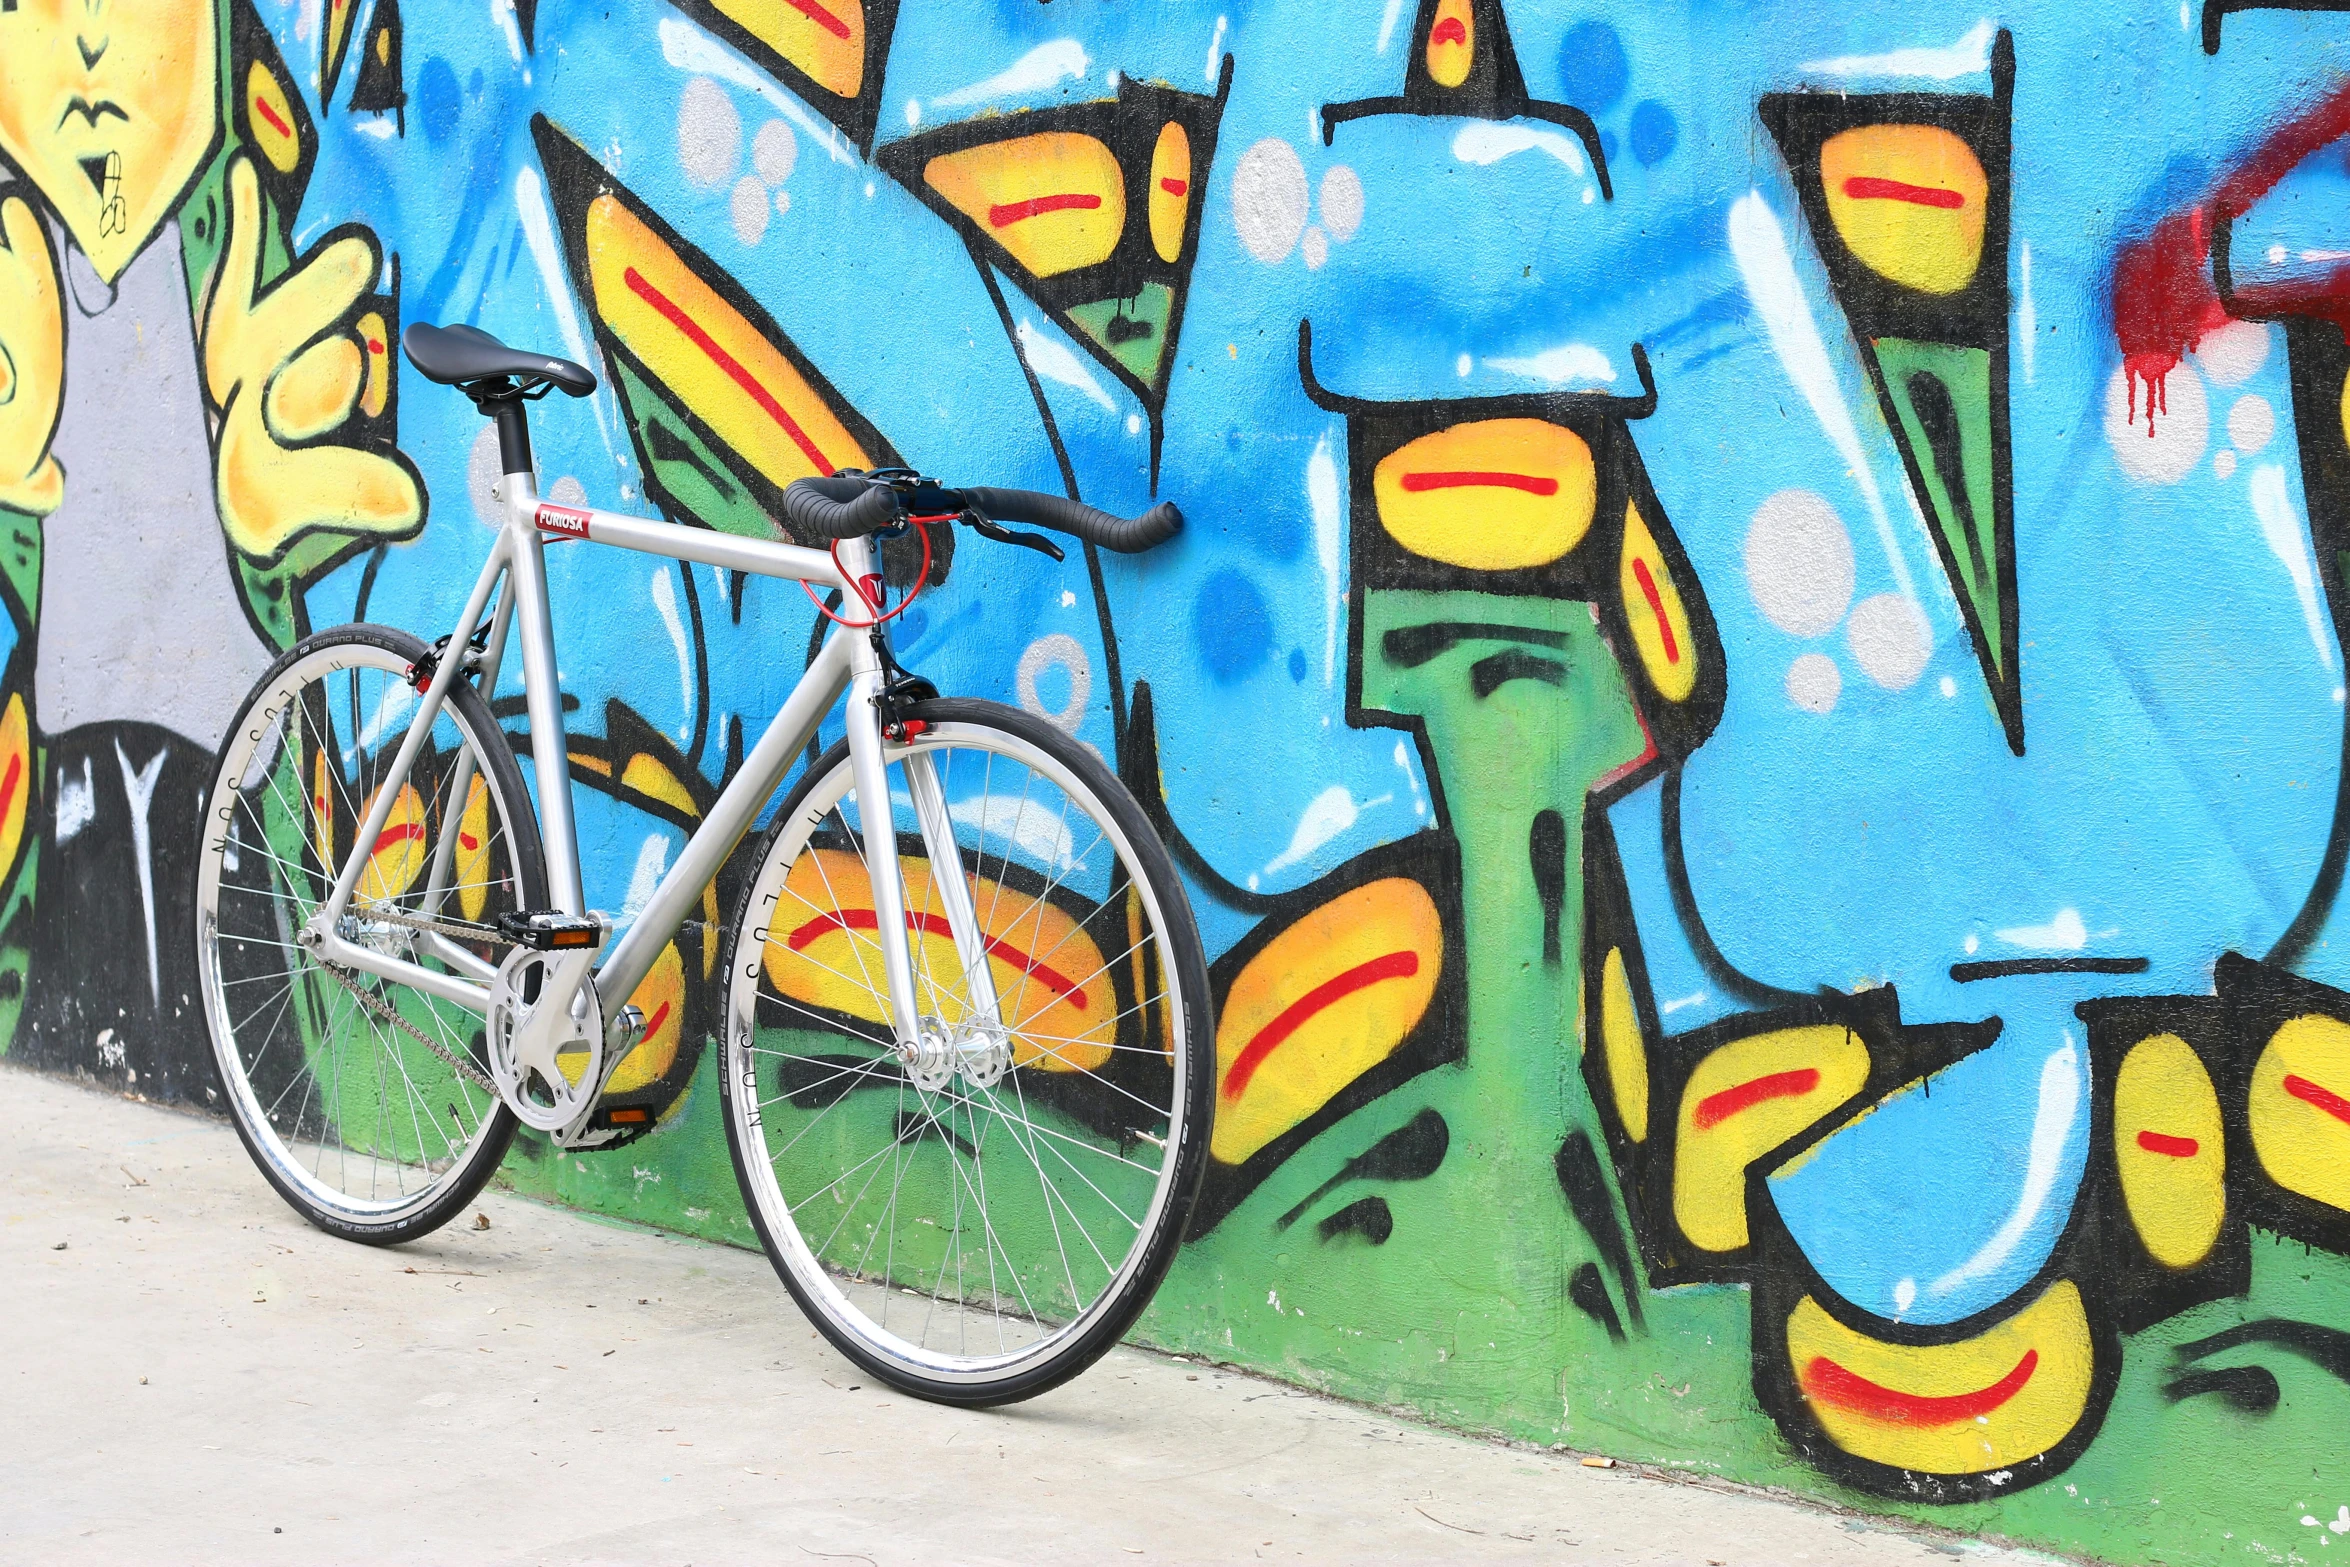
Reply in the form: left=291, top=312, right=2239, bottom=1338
left=763, top=848, right=1114, bottom=1073
left=1788, top=1280, right=2095, bottom=1477
left=245, top=61, right=303, bottom=177
left=356, top=782, right=428, bottom=904
left=204, top=158, right=420, bottom=561
left=1620, top=502, right=1698, bottom=703
left=924, top=133, right=1128, bottom=280
left=1213, top=878, right=1443, bottom=1166
left=0, top=694, right=31, bottom=887
left=1148, top=122, right=1193, bottom=265
left=707, top=0, right=868, bottom=100
left=310, top=746, right=337, bottom=874
left=1819, top=125, right=1989, bottom=297
left=1673, top=1025, right=1870, bottom=1255
left=454, top=774, right=493, bottom=924
left=0, top=199, right=66, bottom=516
left=1372, top=420, right=1596, bottom=572
left=1425, top=0, right=1476, bottom=89
left=2249, top=1014, right=2350, bottom=1215
left=2114, top=1033, right=2227, bottom=1270
left=586, top=194, right=877, bottom=494
left=0, top=0, right=218, bottom=285
left=1597, top=946, right=1649, bottom=1143
left=606, top=941, right=688, bottom=1096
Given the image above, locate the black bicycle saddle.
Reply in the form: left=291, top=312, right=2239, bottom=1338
left=402, top=322, right=598, bottom=397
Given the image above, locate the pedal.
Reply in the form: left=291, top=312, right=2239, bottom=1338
left=494, top=910, right=609, bottom=951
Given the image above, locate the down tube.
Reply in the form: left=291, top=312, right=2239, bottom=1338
left=592, top=630, right=859, bottom=1011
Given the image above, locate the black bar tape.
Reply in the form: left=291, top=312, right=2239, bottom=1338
left=782, top=476, right=904, bottom=540
left=962, top=487, right=1183, bottom=553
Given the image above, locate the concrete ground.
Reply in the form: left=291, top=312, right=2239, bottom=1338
left=1, top=1066, right=2075, bottom=1566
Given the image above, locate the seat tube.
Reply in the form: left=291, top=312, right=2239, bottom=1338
left=502, top=467, right=587, bottom=915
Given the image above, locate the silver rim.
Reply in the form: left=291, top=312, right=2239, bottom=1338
left=196, top=640, right=529, bottom=1227
left=725, top=719, right=1193, bottom=1387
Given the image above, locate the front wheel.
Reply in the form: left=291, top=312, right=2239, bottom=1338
left=719, top=699, right=1212, bottom=1404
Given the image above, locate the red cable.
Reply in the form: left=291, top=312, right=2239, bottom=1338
left=800, top=514, right=938, bottom=629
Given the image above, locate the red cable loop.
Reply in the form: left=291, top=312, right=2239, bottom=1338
left=800, top=514, right=940, bottom=629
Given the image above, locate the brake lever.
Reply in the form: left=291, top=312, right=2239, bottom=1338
left=964, top=510, right=1066, bottom=562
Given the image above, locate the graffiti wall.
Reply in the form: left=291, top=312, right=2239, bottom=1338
left=6, top=0, right=2350, bottom=1554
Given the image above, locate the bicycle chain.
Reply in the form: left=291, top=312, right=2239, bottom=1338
left=349, top=901, right=520, bottom=950
left=312, top=946, right=500, bottom=1096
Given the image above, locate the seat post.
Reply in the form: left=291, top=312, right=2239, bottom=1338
left=467, top=380, right=536, bottom=479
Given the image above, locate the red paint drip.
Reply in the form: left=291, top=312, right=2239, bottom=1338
left=1159, top=177, right=1189, bottom=197
left=1842, top=176, right=1964, bottom=209
left=2284, top=1072, right=2350, bottom=1126
left=782, top=0, right=853, bottom=41
left=622, top=266, right=834, bottom=477
left=988, top=192, right=1102, bottom=228
left=1430, top=16, right=1467, bottom=45
left=1802, top=1348, right=2039, bottom=1426
left=253, top=95, right=293, bottom=139
left=1630, top=556, right=1681, bottom=664
left=2136, top=1129, right=2200, bottom=1158
left=1398, top=470, right=1558, bottom=496
left=1223, top=951, right=1421, bottom=1102
left=1692, top=1067, right=1821, bottom=1131
left=785, top=907, right=1085, bottom=1009
left=370, top=821, right=423, bottom=856
left=2111, top=82, right=2350, bottom=431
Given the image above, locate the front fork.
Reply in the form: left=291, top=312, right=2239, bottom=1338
left=837, top=532, right=1003, bottom=1054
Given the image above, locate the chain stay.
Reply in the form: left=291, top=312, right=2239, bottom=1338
left=315, top=957, right=499, bottom=1096
left=350, top=900, right=519, bottom=949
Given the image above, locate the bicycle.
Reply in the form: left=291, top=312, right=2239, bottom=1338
left=194, top=321, right=1214, bottom=1404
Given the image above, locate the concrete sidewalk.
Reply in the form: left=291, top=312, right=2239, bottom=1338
left=2, top=1066, right=2068, bottom=1566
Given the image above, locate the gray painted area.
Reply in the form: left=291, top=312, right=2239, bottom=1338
left=0, top=1067, right=2066, bottom=1567
left=38, top=223, right=270, bottom=747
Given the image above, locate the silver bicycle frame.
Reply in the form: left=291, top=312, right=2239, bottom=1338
left=305, top=457, right=957, bottom=1066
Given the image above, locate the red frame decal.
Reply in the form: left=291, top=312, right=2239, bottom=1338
left=536, top=502, right=592, bottom=539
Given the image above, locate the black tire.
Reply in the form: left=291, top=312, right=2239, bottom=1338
left=719, top=698, right=1213, bottom=1404
left=195, top=624, right=545, bottom=1244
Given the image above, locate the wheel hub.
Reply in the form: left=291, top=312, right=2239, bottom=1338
left=899, top=1016, right=1015, bottom=1092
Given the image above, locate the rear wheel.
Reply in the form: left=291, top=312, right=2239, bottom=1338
left=719, top=699, right=1212, bottom=1404
left=195, top=625, right=545, bottom=1243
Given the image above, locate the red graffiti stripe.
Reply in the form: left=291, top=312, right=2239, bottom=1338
left=1399, top=470, right=1559, bottom=496
left=458, top=831, right=480, bottom=852
left=622, top=266, right=834, bottom=478
left=988, top=192, right=1103, bottom=228
left=1802, top=1348, right=2038, bottom=1426
left=1431, top=16, right=1467, bottom=45
left=1631, top=556, right=1681, bottom=664
left=785, top=908, right=1085, bottom=1009
left=1222, top=950, right=1421, bottom=1102
left=2136, top=1129, right=2200, bottom=1158
left=1159, top=177, right=1189, bottom=197
left=370, top=821, right=424, bottom=856
left=783, top=0, right=853, bottom=41
left=643, top=1000, right=674, bottom=1039
left=1692, top=1067, right=1821, bottom=1132
left=1841, top=176, right=1964, bottom=209
left=0, top=754, right=21, bottom=824
left=253, top=94, right=294, bottom=139
left=2284, top=1072, right=2350, bottom=1126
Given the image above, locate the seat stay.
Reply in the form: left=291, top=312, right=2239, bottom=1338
left=315, top=532, right=513, bottom=942
left=415, top=580, right=516, bottom=926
